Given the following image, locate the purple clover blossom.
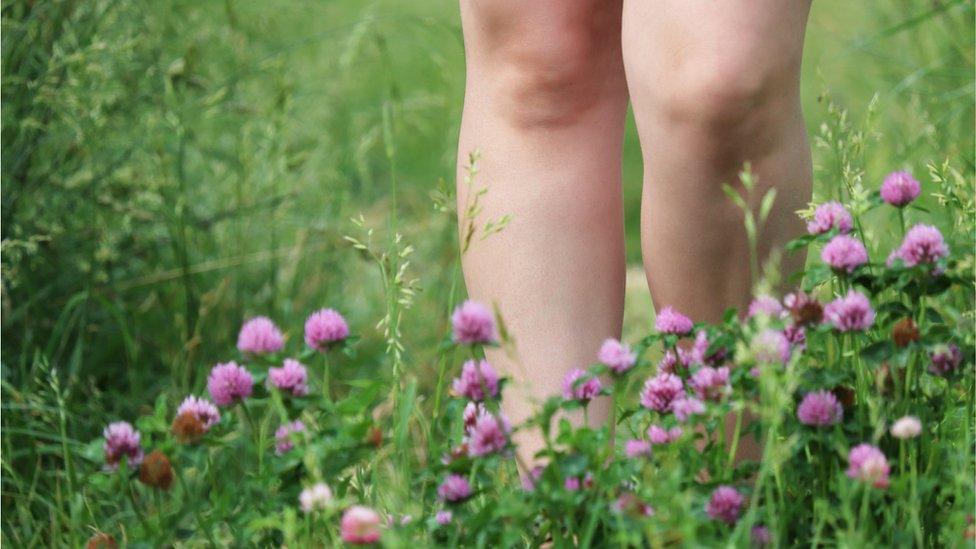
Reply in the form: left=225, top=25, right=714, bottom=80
left=598, top=338, right=636, bottom=374
left=103, top=421, right=143, bottom=471
left=625, top=439, right=652, bottom=458
left=752, top=329, right=791, bottom=364
left=176, top=396, right=220, bottom=429
left=268, top=359, right=309, bottom=396
left=689, top=366, right=730, bottom=401
left=654, top=306, right=693, bottom=336
left=797, top=390, right=843, bottom=426
left=807, top=201, right=853, bottom=235
left=657, top=348, right=692, bottom=374
left=672, top=396, right=706, bottom=422
left=451, top=300, right=496, bottom=345
left=821, top=234, right=868, bottom=273
left=846, top=444, right=890, bottom=489
left=823, top=291, right=875, bottom=332
left=237, top=316, right=285, bottom=355
left=468, top=412, right=509, bottom=456
left=437, top=474, right=473, bottom=502
left=562, top=368, right=602, bottom=403
left=647, top=425, right=683, bottom=444
left=640, top=372, right=684, bottom=413
left=304, top=308, right=349, bottom=351
left=747, top=295, right=784, bottom=319
left=880, top=171, right=921, bottom=207
left=452, top=359, right=499, bottom=401
left=207, top=362, right=254, bottom=406
left=706, top=486, right=745, bottom=524
left=274, top=420, right=306, bottom=455
left=888, top=224, right=949, bottom=268
left=929, top=344, right=962, bottom=376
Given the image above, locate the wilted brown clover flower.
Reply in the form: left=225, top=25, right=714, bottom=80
left=138, top=450, right=174, bottom=491
left=172, top=411, right=206, bottom=444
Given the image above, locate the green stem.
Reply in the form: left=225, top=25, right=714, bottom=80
left=174, top=461, right=217, bottom=547
left=122, top=469, right=153, bottom=536
left=607, top=380, right=619, bottom=459
left=726, top=406, right=744, bottom=475
left=321, top=352, right=332, bottom=406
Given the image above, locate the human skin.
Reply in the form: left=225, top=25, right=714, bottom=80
left=457, top=0, right=812, bottom=464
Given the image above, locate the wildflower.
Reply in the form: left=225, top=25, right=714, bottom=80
left=654, top=306, right=693, bottom=335
left=207, top=362, right=253, bottom=406
left=103, top=421, right=143, bottom=471
left=929, top=344, right=962, bottom=375
left=785, top=291, right=823, bottom=326
left=846, top=444, right=890, bottom=488
left=340, top=505, right=382, bottom=544
left=747, top=295, right=784, bottom=319
left=299, top=483, right=333, bottom=513
left=807, top=201, right=853, bottom=235
left=521, top=466, right=544, bottom=492
left=672, top=396, right=706, bottom=422
left=237, top=316, right=284, bottom=355
left=752, top=329, right=791, bottom=364
left=889, top=224, right=949, bottom=267
left=564, top=477, right=581, bottom=491
left=706, top=486, right=744, bottom=524
left=304, top=308, right=349, bottom=351
left=784, top=325, right=806, bottom=351
left=640, top=372, right=684, bottom=413
left=797, top=390, right=843, bottom=426
left=172, top=412, right=205, bottom=444
left=437, top=474, right=472, bottom=502
left=647, top=425, right=683, bottom=444
left=890, top=416, right=922, bottom=439
left=612, top=493, right=655, bottom=517
left=435, top=510, right=453, bottom=525
left=657, top=348, right=692, bottom=374
left=890, top=318, right=920, bottom=348
left=821, top=234, right=868, bottom=273
left=880, top=171, right=921, bottom=207
left=562, top=368, right=602, bottom=403
left=625, top=439, right=652, bottom=458
left=751, top=526, right=771, bottom=547
left=451, top=300, right=496, bottom=344
left=268, top=359, right=309, bottom=396
left=85, top=533, right=118, bottom=549
left=823, top=291, right=875, bottom=332
left=274, top=420, right=306, bottom=455
left=366, top=426, right=383, bottom=448
left=138, top=450, right=173, bottom=490
left=598, top=338, right=636, bottom=374
left=462, top=401, right=486, bottom=436
left=689, top=366, right=730, bottom=401
left=452, top=359, right=499, bottom=401
left=176, top=396, right=220, bottom=429
left=468, top=412, right=509, bottom=456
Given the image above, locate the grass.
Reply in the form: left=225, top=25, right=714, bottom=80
left=1, top=0, right=973, bottom=546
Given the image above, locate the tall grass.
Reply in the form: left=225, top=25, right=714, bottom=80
left=1, top=0, right=973, bottom=545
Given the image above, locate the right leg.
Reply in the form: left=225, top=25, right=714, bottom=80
left=457, top=0, right=628, bottom=464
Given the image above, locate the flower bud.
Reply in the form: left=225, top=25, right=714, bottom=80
left=138, top=450, right=174, bottom=491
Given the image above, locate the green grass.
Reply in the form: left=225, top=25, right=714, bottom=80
left=2, top=0, right=973, bottom=546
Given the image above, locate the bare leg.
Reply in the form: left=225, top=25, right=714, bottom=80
left=622, top=1, right=813, bottom=457
left=457, top=0, right=628, bottom=463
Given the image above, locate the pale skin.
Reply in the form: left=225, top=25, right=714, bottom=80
left=457, top=1, right=813, bottom=464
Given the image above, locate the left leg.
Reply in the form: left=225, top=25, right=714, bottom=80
left=622, top=0, right=813, bottom=323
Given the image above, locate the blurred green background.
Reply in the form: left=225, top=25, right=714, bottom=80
left=2, top=0, right=973, bottom=434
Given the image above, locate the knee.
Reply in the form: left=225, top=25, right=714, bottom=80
left=463, top=1, right=626, bottom=129
left=646, top=52, right=802, bottom=154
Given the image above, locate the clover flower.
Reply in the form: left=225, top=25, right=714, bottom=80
left=752, top=329, right=791, bottom=364
left=689, top=366, right=730, bottom=401
left=890, top=416, right=922, bottom=439
left=822, top=235, right=868, bottom=273
left=747, top=295, right=784, bottom=319
left=880, top=171, right=921, bottom=207
left=625, top=439, right=652, bottom=458
left=451, top=300, right=496, bottom=344
left=340, top=506, right=382, bottom=544
left=103, top=421, right=143, bottom=471
left=237, top=316, right=284, bottom=355
left=706, top=486, right=744, bottom=524
left=823, top=291, right=875, bottom=332
left=562, top=368, right=602, bottom=403
left=176, top=395, right=220, bottom=429
left=797, top=390, right=843, bottom=426
left=299, top=483, right=333, bottom=513
left=274, top=420, right=306, bottom=455
left=207, top=362, right=253, bottom=406
left=889, top=224, right=949, bottom=267
left=268, top=359, right=309, bottom=396
left=598, top=338, right=636, bottom=374
left=640, top=372, right=684, bottom=413
left=304, top=308, right=349, bottom=351
left=846, top=444, right=890, bottom=488
left=647, top=425, right=683, bottom=444
left=452, top=359, right=499, bottom=401
left=468, top=412, right=509, bottom=456
left=654, top=306, right=693, bottom=335
left=437, top=474, right=473, bottom=502
left=807, top=201, right=853, bottom=235
left=929, top=344, right=962, bottom=375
